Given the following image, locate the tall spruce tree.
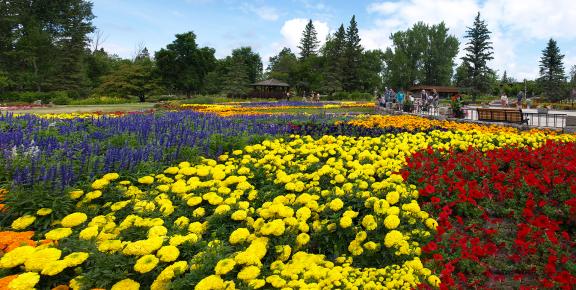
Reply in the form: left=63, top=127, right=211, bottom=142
left=298, top=20, right=319, bottom=60
left=321, top=24, right=346, bottom=93
left=461, top=12, right=494, bottom=96
left=343, top=15, right=363, bottom=91
left=538, top=38, right=565, bottom=101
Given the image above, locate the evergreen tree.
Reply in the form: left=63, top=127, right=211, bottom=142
left=501, top=70, right=508, bottom=85
left=538, top=38, right=566, bottom=101
left=96, top=58, right=161, bottom=102
left=461, top=12, right=494, bottom=96
left=221, top=61, right=250, bottom=96
left=570, top=65, right=576, bottom=85
left=343, top=15, right=363, bottom=91
left=321, top=24, right=346, bottom=93
left=298, top=20, right=319, bottom=60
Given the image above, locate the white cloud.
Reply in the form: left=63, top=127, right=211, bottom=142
left=280, top=18, right=330, bottom=53
left=241, top=4, right=279, bottom=21
left=364, top=0, right=576, bottom=80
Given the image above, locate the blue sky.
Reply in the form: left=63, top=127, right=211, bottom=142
left=92, top=0, right=576, bottom=80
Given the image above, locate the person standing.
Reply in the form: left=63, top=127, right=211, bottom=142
left=396, top=89, right=405, bottom=110
left=516, top=91, right=524, bottom=108
left=500, top=93, right=508, bottom=107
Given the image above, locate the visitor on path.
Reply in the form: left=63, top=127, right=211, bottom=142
left=396, top=89, right=405, bottom=110
left=431, top=89, right=439, bottom=108
left=500, top=93, right=508, bottom=107
left=517, top=91, right=524, bottom=108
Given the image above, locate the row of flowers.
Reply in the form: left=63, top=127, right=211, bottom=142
left=176, top=102, right=373, bottom=116
left=402, top=141, right=576, bottom=289
left=1, top=128, right=576, bottom=289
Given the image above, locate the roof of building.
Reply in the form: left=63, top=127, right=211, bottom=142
left=408, top=85, right=459, bottom=93
left=251, top=79, right=290, bottom=87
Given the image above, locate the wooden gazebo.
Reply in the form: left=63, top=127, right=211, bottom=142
left=249, top=79, right=291, bottom=99
left=408, top=85, right=459, bottom=99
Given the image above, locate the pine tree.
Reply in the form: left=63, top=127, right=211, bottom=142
left=298, top=20, right=319, bottom=60
left=462, top=12, right=494, bottom=96
left=538, top=38, right=565, bottom=101
left=321, top=24, right=346, bottom=93
left=343, top=15, right=363, bottom=91
left=501, top=70, right=508, bottom=85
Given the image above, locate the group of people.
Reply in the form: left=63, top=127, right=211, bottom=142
left=377, top=88, right=440, bottom=113
left=302, top=92, right=321, bottom=102
left=500, top=91, right=524, bottom=108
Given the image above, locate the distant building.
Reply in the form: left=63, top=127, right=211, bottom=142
left=408, top=85, right=459, bottom=99
left=249, top=79, right=291, bottom=99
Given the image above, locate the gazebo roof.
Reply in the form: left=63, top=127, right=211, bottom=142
left=251, top=79, right=290, bottom=87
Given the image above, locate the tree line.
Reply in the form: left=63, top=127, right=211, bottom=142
left=0, top=1, right=574, bottom=102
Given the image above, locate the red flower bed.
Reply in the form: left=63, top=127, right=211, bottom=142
left=401, top=141, right=576, bottom=289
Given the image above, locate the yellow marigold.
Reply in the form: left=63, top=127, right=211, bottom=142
left=361, top=215, right=378, bottom=230
left=425, top=218, right=438, bottom=230
left=192, top=207, right=206, bottom=218
left=0, top=246, right=35, bottom=268
left=62, top=252, right=90, bottom=267
left=339, top=216, right=353, bottom=228
left=148, top=225, right=168, bottom=238
left=40, top=260, right=68, bottom=276
left=329, top=198, right=344, bottom=211
left=24, top=247, right=62, bottom=271
left=36, top=208, right=53, bottom=216
left=11, top=215, right=35, bottom=230
left=85, top=190, right=102, bottom=200
left=138, top=176, right=155, bottom=184
left=194, top=275, right=224, bottom=290
left=384, top=230, right=404, bottom=248
left=69, top=190, right=84, bottom=199
left=174, top=216, right=190, bottom=228
left=296, top=233, right=310, bottom=246
left=231, top=210, right=247, bottom=221
left=7, top=272, right=40, bottom=290
left=363, top=241, right=378, bottom=251
left=214, top=258, right=236, bottom=275
left=247, top=279, right=266, bottom=289
left=97, top=239, right=123, bottom=253
left=111, top=278, right=140, bottom=290
left=134, top=254, right=159, bottom=273
left=384, top=215, right=400, bottom=230
left=61, top=212, right=88, bottom=227
left=157, top=245, right=180, bottom=262
left=164, top=167, right=179, bottom=175
left=103, top=173, right=120, bottom=181
left=45, top=228, right=73, bottom=241
left=386, top=191, right=400, bottom=205
left=237, top=265, right=261, bottom=280
left=229, top=228, right=250, bottom=244
left=91, top=178, right=109, bottom=190
left=428, top=275, right=441, bottom=287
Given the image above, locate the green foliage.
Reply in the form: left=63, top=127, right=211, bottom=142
left=538, top=39, right=566, bottom=102
left=96, top=58, right=162, bottom=102
left=343, top=15, right=364, bottom=92
left=70, top=96, right=134, bottom=105
left=461, top=12, right=494, bottom=96
left=179, top=95, right=216, bottom=104
left=299, top=20, right=320, bottom=60
left=51, top=94, right=72, bottom=105
left=385, top=22, right=458, bottom=89
left=267, top=47, right=298, bottom=85
left=155, top=32, right=216, bottom=96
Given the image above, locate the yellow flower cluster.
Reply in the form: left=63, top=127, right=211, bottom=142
left=3, top=129, right=575, bottom=289
left=348, top=114, right=558, bottom=134
left=180, top=102, right=373, bottom=117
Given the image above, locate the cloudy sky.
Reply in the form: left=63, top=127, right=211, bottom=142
left=92, top=0, right=576, bottom=80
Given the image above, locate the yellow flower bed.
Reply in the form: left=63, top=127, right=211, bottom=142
left=348, top=115, right=552, bottom=134
left=2, top=130, right=575, bottom=289
left=15, top=112, right=126, bottom=119
left=180, top=102, right=374, bottom=117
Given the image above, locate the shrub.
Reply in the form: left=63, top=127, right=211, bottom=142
left=70, top=96, right=133, bottom=105
left=180, top=95, right=215, bottom=104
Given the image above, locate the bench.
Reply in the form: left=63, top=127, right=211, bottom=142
left=476, top=108, right=528, bottom=124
